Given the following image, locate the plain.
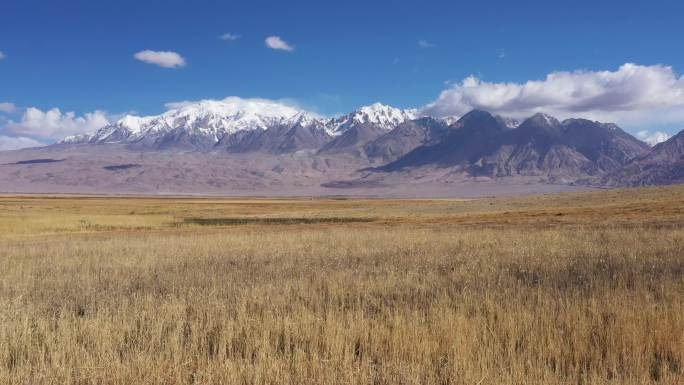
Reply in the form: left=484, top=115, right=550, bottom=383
left=0, top=186, right=683, bottom=384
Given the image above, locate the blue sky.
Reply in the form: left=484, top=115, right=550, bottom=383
left=1, top=0, right=684, bottom=148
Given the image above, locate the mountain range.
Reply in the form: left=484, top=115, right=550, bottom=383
left=1, top=99, right=682, bottom=197
left=59, top=99, right=417, bottom=151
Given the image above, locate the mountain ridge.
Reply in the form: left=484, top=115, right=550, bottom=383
left=4, top=102, right=681, bottom=196
left=60, top=99, right=418, bottom=152
left=379, top=110, right=650, bottom=179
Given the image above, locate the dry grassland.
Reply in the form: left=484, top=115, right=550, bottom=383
left=0, top=186, right=683, bottom=384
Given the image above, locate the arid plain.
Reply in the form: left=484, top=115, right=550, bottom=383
left=1, top=186, right=683, bottom=384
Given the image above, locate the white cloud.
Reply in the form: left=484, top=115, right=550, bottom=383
left=418, top=40, right=435, bottom=48
left=162, top=96, right=316, bottom=116
left=636, top=130, right=671, bottom=146
left=0, top=102, right=17, bottom=114
left=422, top=63, right=684, bottom=128
left=219, top=33, right=240, bottom=41
left=5, top=107, right=110, bottom=141
left=0, top=51, right=5, bottom=60
left=265, top=36, right=294, bottom=52
left=0, top=136, right=45, bottom=151
left=134, top=50, right=186, bottom=68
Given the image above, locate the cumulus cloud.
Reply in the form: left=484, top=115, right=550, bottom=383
left=418, top=40, right=435, bottom=48
left=0, top=102, right=17, bottom=114
left=134, top=50, right=186, bottom=68
left=422, top=63, right=684, bottom=127
left=0, top=136, right=45, bottom=151
left=636, top=130, right=671, bottom=146
left=0, top=51, right=5, bottom=60
left=219, top=32, right=240, bottom=41
left=163, top=96, right=313, bottom=115
left=5, top=107, right=110, bottom=141
left=265, top=36, right=294, bottom=52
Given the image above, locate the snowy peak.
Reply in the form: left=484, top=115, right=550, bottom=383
left=286, top=112, right=325, bottom=129
left=70, top=97, right=319, bottom=146
left=59, top=133, right=92, bottom=144
left=115, top=115, right=153, bottom=134
left=328, top=103, right=416, bottom=134
left=153, top=98, right=305, bottom=136
left=355, top=103, right=417, bottom=126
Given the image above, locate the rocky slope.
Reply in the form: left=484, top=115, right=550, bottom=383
left=600, top=130, right=684, bottom=186
left=362, top=117, right=450, bottom=163
left=380, top=110, right=650, bottom=182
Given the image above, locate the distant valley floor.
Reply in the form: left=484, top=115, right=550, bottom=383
left=0, top=144, right=593, bottom=198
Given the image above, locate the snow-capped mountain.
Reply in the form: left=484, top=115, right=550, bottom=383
left=62, top=98, right=313, bottom=146
left=327, top=103, right=417, bottom=134
left=59, top=99, right=417, bottom=151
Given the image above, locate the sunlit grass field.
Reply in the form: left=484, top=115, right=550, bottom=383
left=1, top=186, right=683, bottom=384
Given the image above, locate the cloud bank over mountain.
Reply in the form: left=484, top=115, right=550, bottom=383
left=637, top=130, right=671, bottom=146
left=422, top=64, right=684, bottom=128
left=5, top=108, right=110, bottom=141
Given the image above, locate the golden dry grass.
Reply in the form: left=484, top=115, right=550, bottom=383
left=0, top=186, right=683, bottom=384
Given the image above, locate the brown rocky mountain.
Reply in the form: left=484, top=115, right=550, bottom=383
left=219, top=121, right=333, bottom=154
left=362, top=118, right=450, bottom=163
left=600, top=130, right=684, bottom=186
left=380, top=110, right=650, bottom=182
left=316, top=122, right=390, bottom=157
